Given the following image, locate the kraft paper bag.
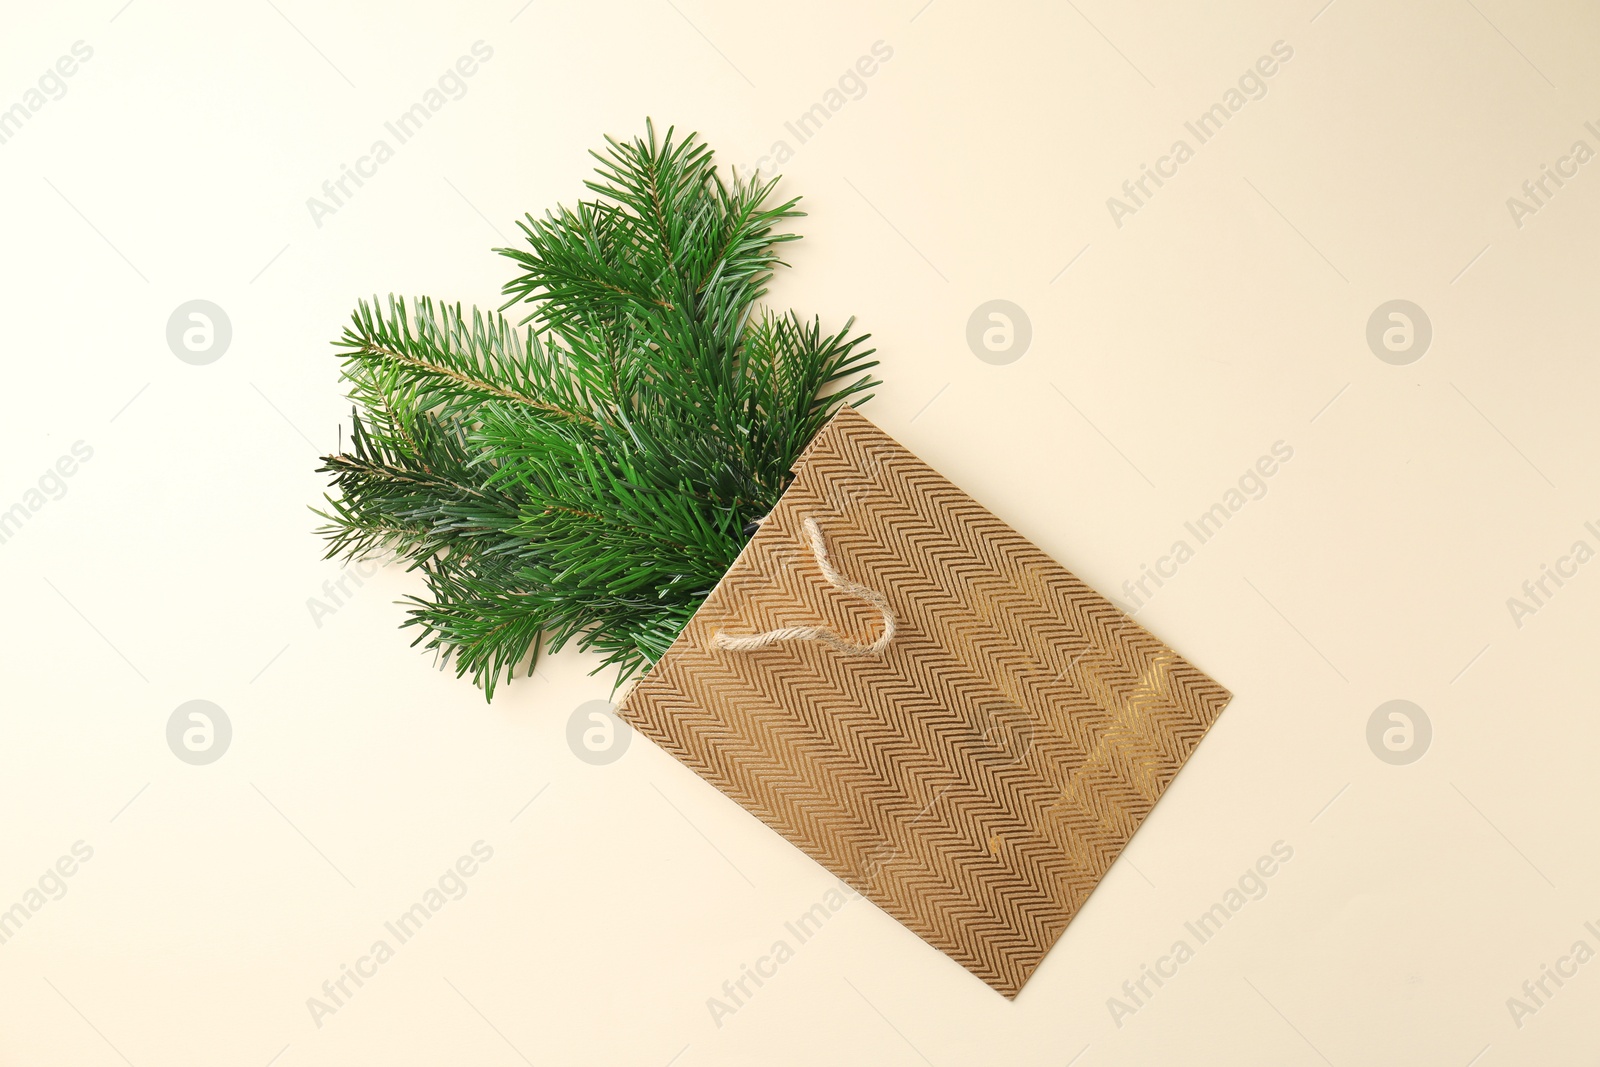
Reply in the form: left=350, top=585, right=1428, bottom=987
left=620, top=406, right=1232, bottom=997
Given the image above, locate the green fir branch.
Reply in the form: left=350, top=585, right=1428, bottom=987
left=315, top=119, right=880, bottom=700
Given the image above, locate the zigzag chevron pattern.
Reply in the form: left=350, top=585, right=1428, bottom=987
left=620, top=406, right=1232, bottom=997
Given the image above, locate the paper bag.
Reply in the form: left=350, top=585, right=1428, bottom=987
left=620, top=406, right=1232, bottom=996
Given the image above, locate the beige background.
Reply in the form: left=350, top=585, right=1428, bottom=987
left=1, top=0, right=1596, bottom=1064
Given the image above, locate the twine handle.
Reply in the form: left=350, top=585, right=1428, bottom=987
left=712, top=518, right=897, bottom=657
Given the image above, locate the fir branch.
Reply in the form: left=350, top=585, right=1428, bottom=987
left=315, top=120, right=880, bottom=700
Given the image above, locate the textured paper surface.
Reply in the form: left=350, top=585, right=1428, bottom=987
left=620, top=406, right=1232, bottom=996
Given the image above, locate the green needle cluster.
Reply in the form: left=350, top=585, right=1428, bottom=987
left=315, top=120, right=880, bottom=699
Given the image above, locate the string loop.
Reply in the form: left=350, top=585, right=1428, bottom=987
left=712, top=519, right=896, bottom=657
